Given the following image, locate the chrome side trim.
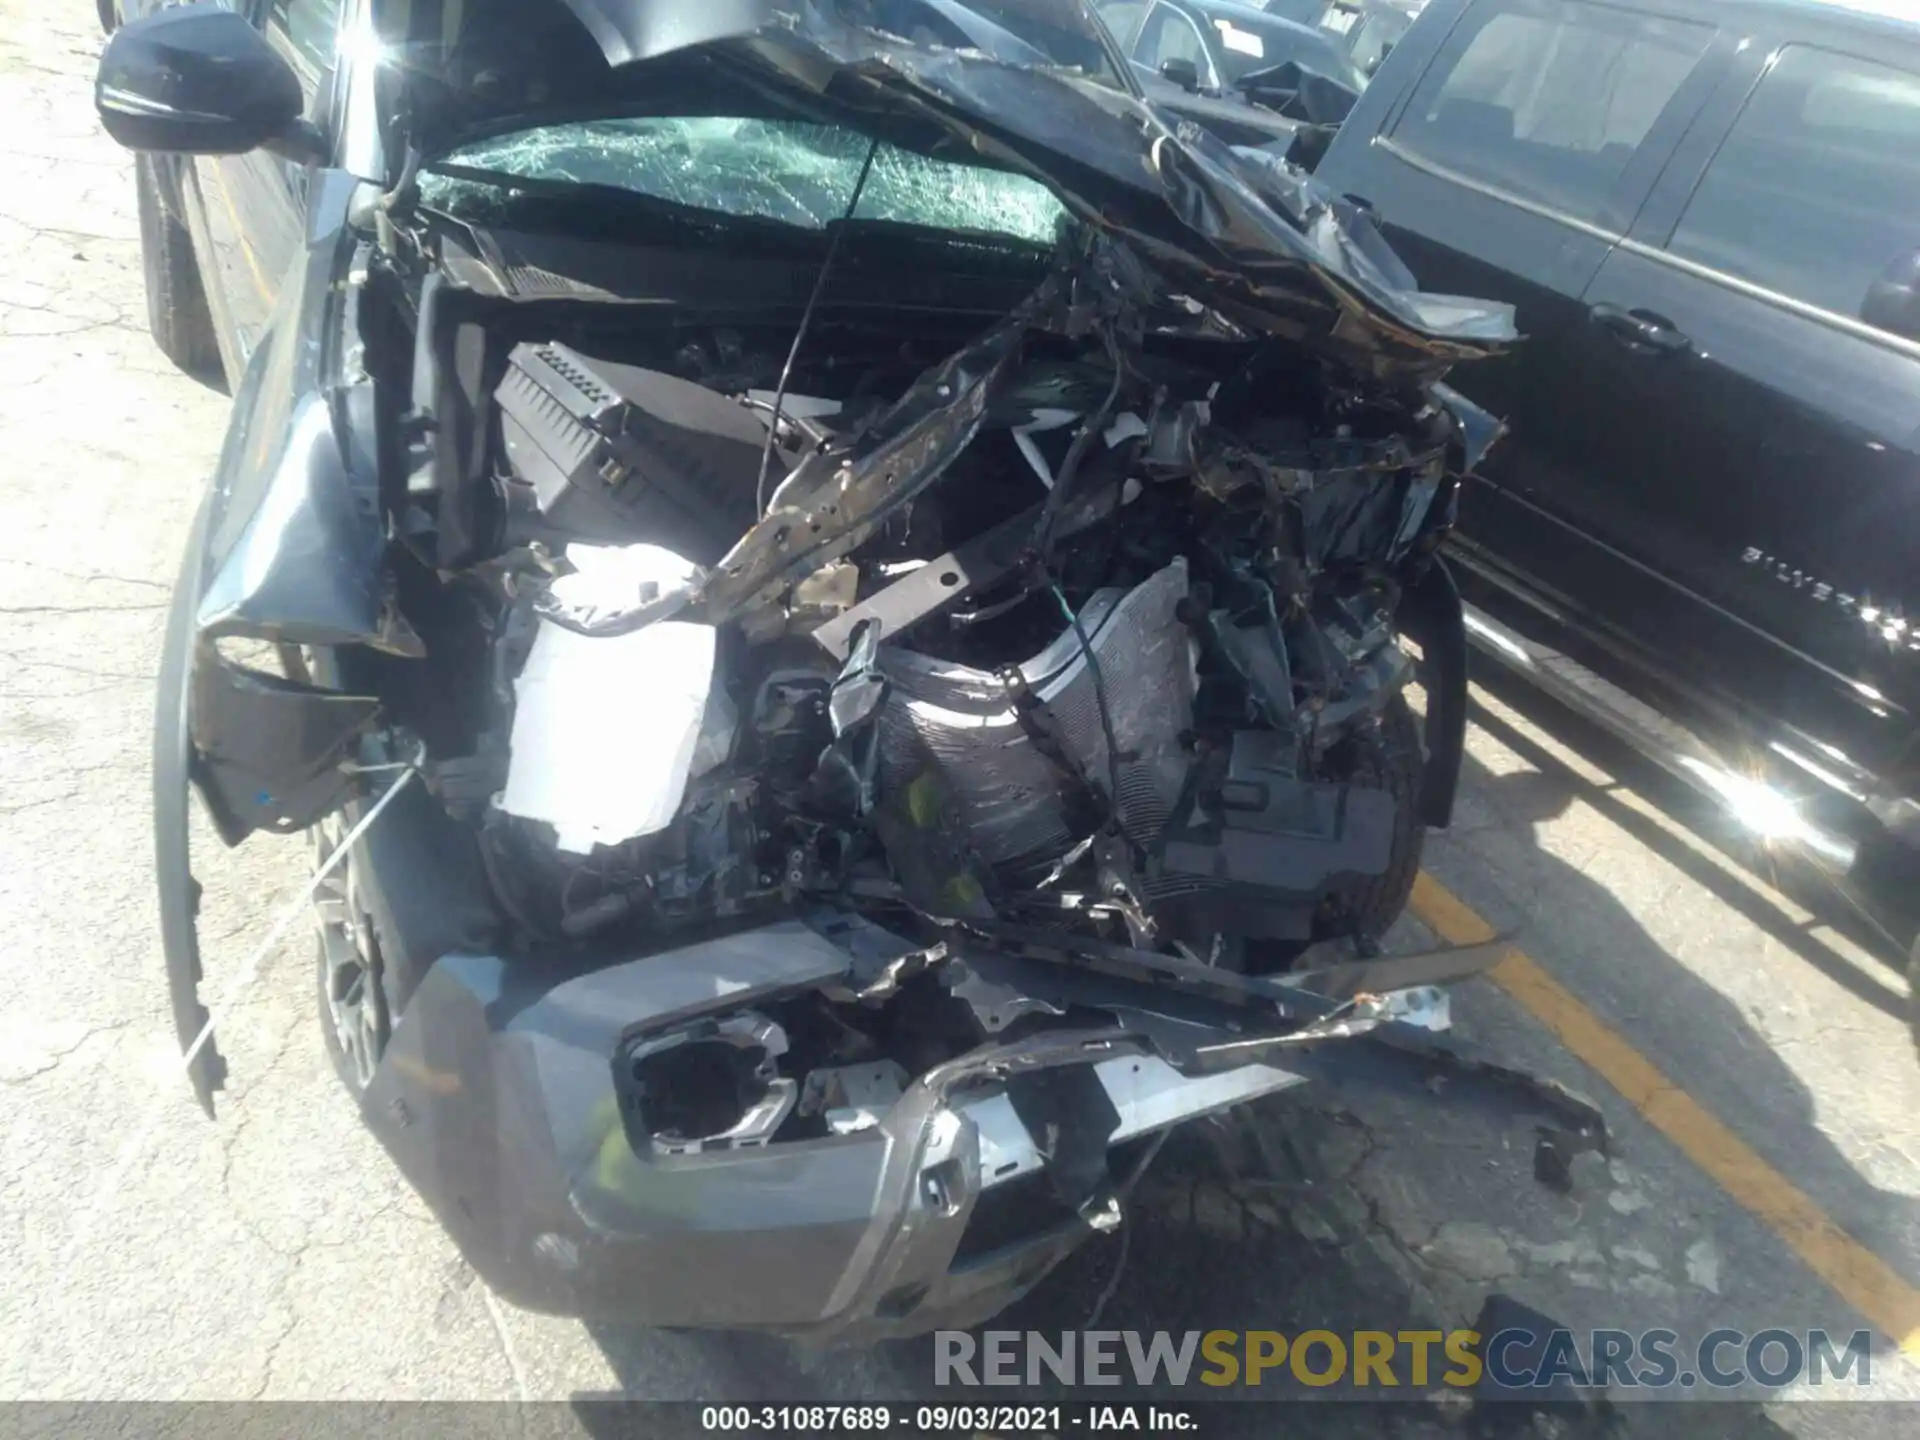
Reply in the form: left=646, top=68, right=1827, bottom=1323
left=1460, top=602, right=1859, bottom=874
left=1615, top=234, right=1920, bottom=363
left=1373, top=137, right=1622, bottom=244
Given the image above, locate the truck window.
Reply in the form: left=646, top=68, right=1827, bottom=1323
left=1389, top=0, right=1711, bottom=223
left=1666, top=46, right=1920, bottom=335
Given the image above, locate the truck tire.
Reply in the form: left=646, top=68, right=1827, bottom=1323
left=97, top=0, right=115, bottom=32
left=134, top=153, right=222, bottom=381
left=1909, top=935, right=1919, bottom=1058
left=1243, top=692, right=1427, bottom=974
left=1331, top=692, right=1426, bottom=942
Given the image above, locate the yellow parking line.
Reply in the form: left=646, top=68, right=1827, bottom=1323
left=1408, top=872, right=1920, bottom=1358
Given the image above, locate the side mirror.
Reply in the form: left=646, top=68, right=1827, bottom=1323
left=1159, top=57, right=1201, bottom=92
left=1863, top=249, right=1920, bottom=342
left=96, top=4, right=313, bottom=158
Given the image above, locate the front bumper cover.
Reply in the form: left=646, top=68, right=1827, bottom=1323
left=362, top=910, right=1525, bottom=1341
left=361, top=917, right=1333, bottom=1342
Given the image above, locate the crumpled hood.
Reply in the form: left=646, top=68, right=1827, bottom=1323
left=459, top=0, right=1515, bottom=366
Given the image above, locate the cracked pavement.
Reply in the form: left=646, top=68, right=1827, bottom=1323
left=1, top=0, right=1917, bottom=1429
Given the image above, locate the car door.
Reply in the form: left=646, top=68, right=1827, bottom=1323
left=1565, top=28, right=1920, bottom=779
left=1319, top=0, right=1732, bottom=622
left=185, top=0, right=343, bottom=372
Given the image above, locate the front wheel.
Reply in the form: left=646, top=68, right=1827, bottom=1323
left=313, top=808, right=391, bottom=1098
left=301, top=644, right=392, bottom=1098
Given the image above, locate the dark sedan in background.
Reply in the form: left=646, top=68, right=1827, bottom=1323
left=1100, top=0, right=1368, bottom=92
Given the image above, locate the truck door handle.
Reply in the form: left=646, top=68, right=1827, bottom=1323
left=1589, top=303, right=1691, bottom=355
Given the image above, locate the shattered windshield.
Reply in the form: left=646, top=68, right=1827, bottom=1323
left=419, top=117, right=1069, bottom=244
left=385, top=0, right=1516, bottom=353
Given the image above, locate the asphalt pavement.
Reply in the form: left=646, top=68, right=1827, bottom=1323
left=2, top=1, right=1917, bottom=1430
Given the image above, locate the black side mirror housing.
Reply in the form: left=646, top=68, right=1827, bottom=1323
left=1159, top=57, right=1201, bottom=92
left=1863, top=249, right=1920, bottom=343
left=96, top=3, right=312, bottom=158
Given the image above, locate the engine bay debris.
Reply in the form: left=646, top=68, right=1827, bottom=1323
left=139, top=0, right=1548, bottom=1339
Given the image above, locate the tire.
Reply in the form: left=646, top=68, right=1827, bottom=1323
left=1241, top=692, right=1427, bottom=974
left=1331, top=692, right=1427, bottom=942
left=96, top=0, right=114, bottom=33
left=1908, top=936, right=1920, bottom=1059
left=133, top=153, right=222, bottom=381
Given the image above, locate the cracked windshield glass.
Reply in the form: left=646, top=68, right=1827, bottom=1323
left=413, top=0, right=1122, bottom=242
left=419, top=118, right=1068, bottom=243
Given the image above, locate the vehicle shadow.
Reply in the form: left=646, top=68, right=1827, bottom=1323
left=573, top=699, right=1908, bottom=1435
left=1414, top=706, right=1920, bottom=1384
left=573, top=1106, right=1429, bottom=1414
left=1462, top=660, right=1909, bottom=1020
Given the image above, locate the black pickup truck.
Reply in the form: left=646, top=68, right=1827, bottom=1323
left=1311, top=0, right=1920, bottom=1032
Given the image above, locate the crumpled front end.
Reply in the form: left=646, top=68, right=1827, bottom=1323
left=143, top=0, right=1534, bottom=1335
left=362, top=911, right=1498, bottom=1339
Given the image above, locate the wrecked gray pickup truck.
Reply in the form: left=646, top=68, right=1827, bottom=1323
left=103, top=0, right=1523, bottom=1340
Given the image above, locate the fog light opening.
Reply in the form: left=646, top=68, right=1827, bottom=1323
left=622, top=1011, right=799, bottom=1155
left=632, top=1038, right=770, bottom=1145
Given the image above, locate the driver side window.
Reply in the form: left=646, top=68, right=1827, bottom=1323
left=1136, top=4, right=1216, bottom=85
left=1666, top=44, right=1920, bottom=333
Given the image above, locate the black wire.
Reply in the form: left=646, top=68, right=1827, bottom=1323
left=1049, top=580, right=1127, bottom=845
left=1031, top=324, right=1127, bottom=556
left=755, top=137, right=882, bottom=516
left=1027, top=328, right=1131, bottom=850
